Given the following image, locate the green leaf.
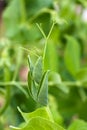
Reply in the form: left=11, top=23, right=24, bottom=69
left=26, top=0, right=53, bottom=18
left=14, top=82, right=29, bottom=98
left=49, top=95, right=63, bottom=125
left=28, top=72, right=38, bottom=101
left=3, top=0, right=53, bottom=41
left=3, top=0, right=21, bottom=37
left=28, top=56, right=37, bottom=99
left=64, top=36, right=81, bottom=76
left=78, top=0, right=87, bottom=7
left=10, top=117, right=65, bottom=130
left=28, top=72, right=32, bottom=96
left=28, top=55, right=34, bottom=75
left=75, top=68, right=87, bottom=87
left=37, top=71, right=49, bottom=106
left=49, top=72, right=69, bottom=94
left=10, top=107, right=64, bottom=130
left=31, top=80, right=39, bottom=101
left=49, top=72, right=62, bottom=84
left=78, top=88, right=87, bottom=102
left=33, top=56, right=43, bottom=84
left=76, top=68, right=87, bottom=81
left=68, top=119, right=87, bottom=130
left=28, top=56, right=49, bottom=106
left=18, top=107, right=53, bottom=122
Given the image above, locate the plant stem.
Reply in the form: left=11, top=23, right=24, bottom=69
left=47, top=22, right=55, bottom=40
left=43, top=39, right=47, bottom=64
left=20, top=0, right=26, bottom=22
left=0, top=81, right=27, bottom=87
left=36, top=23, right=46, bottom=39
left=36, top=22, right=55, bottom=64
left=20, top=47, right=39, bottom=57
left=0, top=86, right=10, bottom=115
left=49, top=81, right=82, bottom=88
left=0, top=81, right=28, bottom=116
left=0, top=67, right=10, bottom=115
left=12, top=48, right=23, bottom=81
left=43, top=22, right=55, bottom=65
left=1, top=80, right=87, bottom=88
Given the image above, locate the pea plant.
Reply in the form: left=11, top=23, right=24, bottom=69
left=9, top=22, right=64, bottom=130
left=9, top=22, right=87, bottom=130
left=1, top=0, right=87, bottom=130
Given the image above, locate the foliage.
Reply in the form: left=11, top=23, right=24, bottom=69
left=10, top=107, right=64, bottom=130
left=0, top=0, right=87, bottom=130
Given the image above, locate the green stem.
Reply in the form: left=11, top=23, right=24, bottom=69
left=36, top=22, right=55, bottom=64
left=47, top=22, right=55, bottom=40
left=0, top=67, right=10, bottom=115
left=20, top=0, right=26, bottom=22
left=63, top=81, right=82, bottom=87
left=43, top=22, right=55, bottom=65
left=0, top=81, right=28, bottom=98
left=1, top=80, right=87, bottom=88
left=0, top=86, right=10, bottom=115
left=36, top=23, right=46, bottom=39
left=20, top=47, right=39, bottom=57
left=49, top=81, right=82, bottom=88
left=12, top=48, right=23, bottom=81
left=0, top=80, right=28, bottom=116
left=43, top=39, right=47, bottom=64
left=0, top=81, right=27, bottom=87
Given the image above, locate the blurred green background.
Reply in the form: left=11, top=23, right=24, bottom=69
left=0, top=0, right=87, bottom=129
